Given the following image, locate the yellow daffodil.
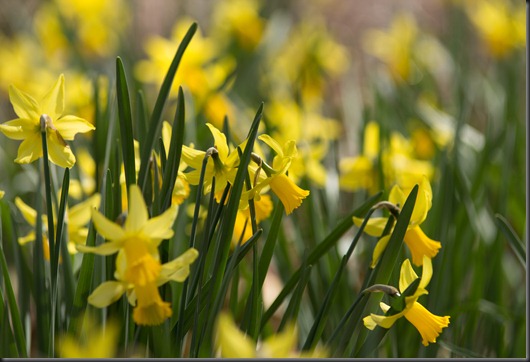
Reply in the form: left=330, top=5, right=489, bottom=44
left=248, top=134, right=310, bottom=215
left=181, top=123, right=241, bottom=201
left=87, top=248, right=198, bottom=326
left=0, top=74, right=95, bottom=168
left=354, top=177, right=440, bottom=267
left=57, top=314, right=119, bottom=358
left=466, top=0, right=526, bottom=58
left=232, top=193, right=273, bottom=248
left=364, top=255, right=450, bottom=346
left=216, top=312, right=327, bottom=358
left=78, top=184, right=178, bottom=286
left=15, top=193, right=100, bottom=258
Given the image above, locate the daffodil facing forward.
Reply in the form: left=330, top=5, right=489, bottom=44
left=363, top=255, right=450, bottom=346
left=0, top=74, right=95, bottom=168
left=354, top=176, right=440, bottom=267
left=78, top=184, right=198, bottom=325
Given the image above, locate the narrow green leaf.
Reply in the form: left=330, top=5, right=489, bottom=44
left=0, top=217, right=27, bottom=357
left=494, top=213, right=525, bottom=268
left=138, top=23, right=197, bottom=192
left=160, top=87, right=185, bottom=212
left=116, top=57, right=136, bottom=189
left=278, top=263, right=312, bottom=332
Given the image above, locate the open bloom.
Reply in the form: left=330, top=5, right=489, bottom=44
left=0, top=74, right=95, bottom=168
left=364, top=255, right=450, bottom=346
left=181, top=123, right=241, bottom=201
left=354, top=176, right=440, bottom=267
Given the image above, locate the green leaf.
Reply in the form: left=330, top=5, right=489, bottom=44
left=138, top=22, right=197, bottom=192
left=0, top=216, right=27, bottom=357
left=494, top=213, right=525, bottom=269
left=260, top=191, right=382, bottom=329
left=116, top=57, right=136, bottom=189
left=159, top=87, right=186, bottom=213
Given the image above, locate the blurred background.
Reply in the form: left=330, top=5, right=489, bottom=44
left=0, top=0, right=526, bottom=358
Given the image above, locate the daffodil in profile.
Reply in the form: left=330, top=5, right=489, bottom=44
left=363, top=255, right=450, bottom=346
left=354, top=176, right=440, bottom=267
left=248, top=134, right=309, bottom=215
left=0, top=74, right=95, bottom=168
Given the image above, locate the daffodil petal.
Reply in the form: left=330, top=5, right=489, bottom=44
left=419, top=255, right=433, bottom=290
left=54, top=115, right=95, bottom=140
left=353, top=216, right=389, bottom=237
left=47, top=130, right=76, bottom=168
left=263, top=323, right=298, bottom=358
left=404, top=302, right=450, bottom=346
left=258, top=134, right=284, bottom=158
left=15, top=133, right=43, bottom=164
left=76, top=240, right=122, bottom=255
left=142, top=205, right=178, bottom=241
left=404, top=226, right=441, bottom=266
left=371, top=235, right=391, bottom=268
left=14, top=197, right=37, bottom=225
left=124, top=185, right=148, bottom=232
left=91, top=209, right=126, bottom=240
left=68, top=194, right=101, bottom=226
left=88, top=281, right=127, bottom=308
left=399, top=258, right=418, bottom=293
left=0, top=119, right=36, bottom=140
left=216, top=313, right=256, bottom=358
left=159, top=248, right=199, bottom=283
left=8, top=84, right=40, bottom=120
left=369, top=311, right=404, bottom=329
left=181, top=144, right=205, bottom=169
left=40, top=74, right=64, bottom=119
left=206, top=123, right=229, bottom=161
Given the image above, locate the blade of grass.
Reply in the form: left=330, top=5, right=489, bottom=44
left=138, top=23, right=197, bottom=192
left=116, top=57, right=136, bottom=189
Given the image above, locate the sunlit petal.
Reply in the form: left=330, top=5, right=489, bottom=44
left=54, top=115, right=95, bottom=140
left=8, top=85, right=40, bottom=120
left=91, top=209, right=126, bottom=241
left=124, top=185, right=149, bottom=232
left=15, top=133, right=43, bottom=164
left=404, top=226, right=440, bottom=266
left=88, top=281, right=127, bottom=308
left=40, top=74, right=64, bottom=119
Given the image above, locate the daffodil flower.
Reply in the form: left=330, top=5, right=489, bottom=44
left=77, top=184, right=178, bottom=286
left=87, top=248, right=198, bottom=326
left=15, top=193, right=100, bottom=258
left=354, top=177, right=440, bottom=267
left=216, top=312, right=327, bottom=358
left=0, top=74, right=95, bottom=168
left=363, top=255, right=450, bottom=346
left=181, top=123, right=241, bottom=201
left=247, top=134, right=310, bottom=214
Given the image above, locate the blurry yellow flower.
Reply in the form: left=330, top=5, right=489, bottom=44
left=0, top=74, right=95, bottom=168
left=15, top=194, right=100, bottom=258
left=363, top=13, right=418, bottom=82
left=181, top=123, right=241, bottom=201
left=57, top=315, right=119, bottom=357
left=216, top=312, right=327, bottom=357
left=68, top=148, right=97, bottom=199
left=233, top=194, right=273, bottom=247
left=363, top=256, right=450, bottom=346
left=354, top=177, right=440, bottom=267
left=212, top=0, right=264, bottom=50
left=466, top=0, right=526, bottom=58
left=0, top=190, right=4, bottom=199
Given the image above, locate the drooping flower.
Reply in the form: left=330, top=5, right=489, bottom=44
left=0, top=74, right=95, bottom=168
left=246, top=134, right=309, bottom=215
left=216, top=312, right=327, bottom=358
left=354, top=176, right=440, bottom=267
left=363, top=255, right=450, bottom=346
